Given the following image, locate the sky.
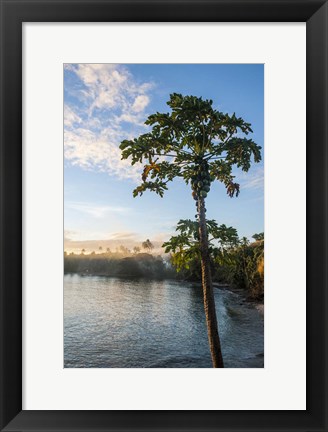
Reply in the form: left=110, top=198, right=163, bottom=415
left=64, top=64, right=264, bottom=254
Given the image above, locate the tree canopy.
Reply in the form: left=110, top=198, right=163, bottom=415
left=252, top=232, right=264, bottom=241
left=120, top=93, right=262, bottom=199
left=142, top=239, right=154, bottom=252
left=162, top=219, right=239, bottom=272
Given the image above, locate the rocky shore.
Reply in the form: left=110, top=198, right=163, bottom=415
left=213, top=282, right=264, bottom=316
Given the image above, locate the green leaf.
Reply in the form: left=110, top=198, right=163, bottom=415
left=120, top=93, right=261, bottom=200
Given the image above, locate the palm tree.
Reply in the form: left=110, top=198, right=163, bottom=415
left=142, top=239, right=154, bottom=253
left=252, top=232, right=264, bottom=242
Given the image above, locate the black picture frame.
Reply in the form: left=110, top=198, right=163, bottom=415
left=0, top=1, right=327, bottom=431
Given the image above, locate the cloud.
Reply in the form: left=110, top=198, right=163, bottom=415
left=108, top=231, right=138, bottom=240
left=64, top=233, right=168, bottom=255
left=64, top=231, right=140, bottom=252
left=66, top=201, right=130, bottom=218
left=64, top=64, right=155, bottom=182
left=64, top=230, right=78, bottom=242
left=64, top=128, right=143, bottom=181
left=64, top=105, right=82, bottom=127
left=239, top=166, right=264, bottom=191
left=66, top=64, right=152, bottom=120
left=132, top=95, right=150, bottom=112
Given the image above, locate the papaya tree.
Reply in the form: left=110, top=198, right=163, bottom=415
left=162, top=219, right=239, bottom=279
left=120, top=93, right=261, bottom=367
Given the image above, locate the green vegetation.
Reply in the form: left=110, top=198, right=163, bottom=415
left=163, top=222, right=264, bottom=300
left=252, top=232, right=264, bottom=241
left=64, top=251, right=174, bottom=279
left=120, top=93, right=261, bottom=368
left=162, top=219, right=238, bottom=274
left=64, top=228, right=264, bottom=300
left=222, top=236, right=264, bottom=300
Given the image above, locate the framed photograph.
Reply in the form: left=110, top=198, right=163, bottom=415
left=0, top=0, right=327, bottom=431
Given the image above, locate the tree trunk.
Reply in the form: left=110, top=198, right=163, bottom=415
left=198, top=197, right=224, bottom=368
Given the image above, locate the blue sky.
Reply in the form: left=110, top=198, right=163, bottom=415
left=64, top=64, right=264, bottom=253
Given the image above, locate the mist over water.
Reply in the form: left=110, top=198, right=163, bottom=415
left=64, top=275, right=264, bottom=368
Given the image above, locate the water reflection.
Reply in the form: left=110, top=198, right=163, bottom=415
left=64, top=275, right=264, bottom=368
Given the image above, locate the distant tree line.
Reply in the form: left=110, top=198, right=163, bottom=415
left=64, top=238, right=173, bottom=279
left=65, top=239, right=154, bottom=258
left=64, top=229, right=263, bottom=299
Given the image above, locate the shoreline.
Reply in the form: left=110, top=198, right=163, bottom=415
left=213, top=282, right=264, bottom=316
